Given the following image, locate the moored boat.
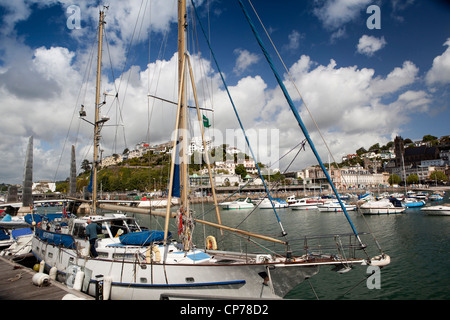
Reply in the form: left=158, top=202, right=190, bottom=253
left=420, top=204, right=450, bottom=216
left=317, top=201, right=356, bottom=212
left=218, top=197, right=254, bottom=210
left=290, top=198, right=323, bottom=210
left=258, top=198, right=288, bottom=209
left=359, top=198, right=405, bottom=215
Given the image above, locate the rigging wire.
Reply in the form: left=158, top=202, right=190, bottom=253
left=247, top=0, right=384, bottom=256
left=246, top=0, right=352, bottom=192
left=190, top=0, right=288, bottom=239
left=52, top=21, right=98, bottom=183
left=237, top=0, right=365, bottom=251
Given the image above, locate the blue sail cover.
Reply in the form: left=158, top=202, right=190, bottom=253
left=119, top=230, right=170, bottom=246
left=87, top=170, right=93, bottom=193
left=172, top=141, right=181, bottom=198
left=35, top=228, right=75, bottom=249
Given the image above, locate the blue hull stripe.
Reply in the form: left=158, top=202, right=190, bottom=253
left=93, top=279, right=246, bottom=288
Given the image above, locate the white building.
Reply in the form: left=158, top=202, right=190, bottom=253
left=189, top=136, right=212, bottom=156
left=32, top=180, right=56, bottom=194
left=101, top=154, right=123, bottom=168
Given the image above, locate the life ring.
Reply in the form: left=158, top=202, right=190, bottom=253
left=206, top=236, right=217, bottom=250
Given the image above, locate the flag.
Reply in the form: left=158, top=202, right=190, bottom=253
left=203, top=115, right=211, bottom=128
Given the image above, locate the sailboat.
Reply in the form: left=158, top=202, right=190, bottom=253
left=30, top=2, right=389, bottom=300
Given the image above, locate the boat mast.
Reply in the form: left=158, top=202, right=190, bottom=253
left=92, top=9, right=106, bottom=215
left=178, top=0, right=188, bottom=209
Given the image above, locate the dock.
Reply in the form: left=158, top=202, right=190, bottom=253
left=0, top=256, right=93, bottom=300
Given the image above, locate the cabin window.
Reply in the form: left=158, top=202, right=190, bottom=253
left=97, top=251, right=109, bottom=259
left=185, top=277, right=195, bottom=283
left=72, top=223, right=86, bottom=238
left=140, top=278, right=147, bottom=283
left=48, top=252, right=53, bottom=258
left=112, top=253, right=135, bottom=260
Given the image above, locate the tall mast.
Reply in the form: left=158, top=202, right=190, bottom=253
left=92, top=9, right=106, bottom=215
left=178, top=0, right=192, bottom=250
left=178, top=0, right=188, bottom=208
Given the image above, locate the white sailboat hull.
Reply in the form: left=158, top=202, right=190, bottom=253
left=31, top=234, right=323, bottom=299
left=360, top=207, right=405, bottom=215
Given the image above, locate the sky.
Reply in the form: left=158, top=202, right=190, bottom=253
left=0, top=0, right=450, bottom=184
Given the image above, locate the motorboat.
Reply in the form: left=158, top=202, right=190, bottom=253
left=402, top=198, right=426, bottom=208
left=317, top=201, right=356, bottom=212
left=290, top=198, right=323, bottom=210
left=219, top=197, right=254, bottom=210
left=359, top=198, right=405, bottom=215
left=258, top=198, right=288, bottom=209
left=429, top=193, right=444, bottom=201
left=420, top=204, right=450, bottom=216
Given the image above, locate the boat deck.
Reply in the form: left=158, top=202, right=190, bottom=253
left=0, top=256, right=93, bottom=300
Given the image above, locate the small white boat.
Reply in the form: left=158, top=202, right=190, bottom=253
left=359, top=198, right=405, bottom=215
left=258, top=198, right=288, bottom=209
left=219, top=197, right=254, bottom=210
left=429, top=193, right=444, bottom=201
left=402, top=198, right=426, bottom=208
left=420, top=204, right=450, bottom=216
left=317, top=201, right=356, bottom=212
left=290, top=198, right=323, bottom=210
left=286, top=195, right=298, bottom=205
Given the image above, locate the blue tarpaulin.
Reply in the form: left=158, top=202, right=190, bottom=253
left=119, top=230, right=169, bottom=246
left=24, top=213, right=63, bottom=225
left=35, top=228, right=75, bottom=249
left=11, top=228, right=32, bottom=239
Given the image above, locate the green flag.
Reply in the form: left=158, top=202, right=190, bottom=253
left=203, top=115, right=211, bottom=128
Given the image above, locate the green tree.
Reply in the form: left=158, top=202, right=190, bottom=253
left=406, top=174, right=419, bottom=184
left=356, top=147, right=367, bottom=156
left=81, top=159, right=91, bottom=173
left=235, top=164, right=247, bottom=179
left=430, top=171, right=448, bottom=182
left=423, top=135, right=437, bottom=142
left=388, top=174, right=401, bottom=185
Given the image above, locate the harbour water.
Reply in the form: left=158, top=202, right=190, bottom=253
left=35, top=192, right=449, bottom=300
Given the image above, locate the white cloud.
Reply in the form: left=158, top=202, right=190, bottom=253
left=285, top=30, right=303, bottom=50
left=233, top=49, right=260, bottom=75
left=313, top=0, right=371, bottom=30
left=357, top=35, right=387, bottom=56
left=425, top=38, right=450, bottom=86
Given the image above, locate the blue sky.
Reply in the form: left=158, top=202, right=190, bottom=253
left=0, top=0, right=449, bottom=184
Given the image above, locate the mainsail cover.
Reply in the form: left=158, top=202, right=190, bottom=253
left=119, top=230, right=170, bottom=246
left=172, top=140, right=181, bottom=198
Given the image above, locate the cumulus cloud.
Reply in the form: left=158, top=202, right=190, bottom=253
left=0, top=0, right=442, bottom=183
left=425, top=38, right=450, bottom=86
left=357, top=35, right=387, bottom=56
left=285, top=30, right=303, bottom=51
left=313, top=0, right=371, bottom=30
left=233, top=49, right=260, bottom=75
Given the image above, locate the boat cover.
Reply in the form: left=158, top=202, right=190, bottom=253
left=11, top=228, right=33, bottom=239
left=119, top=230, right=170, bottom=246
left=24, top=213, right=63, bottom=225
left=0, top=228, right=10, bottom=241
left=35, top=228, right=75, bottom=249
